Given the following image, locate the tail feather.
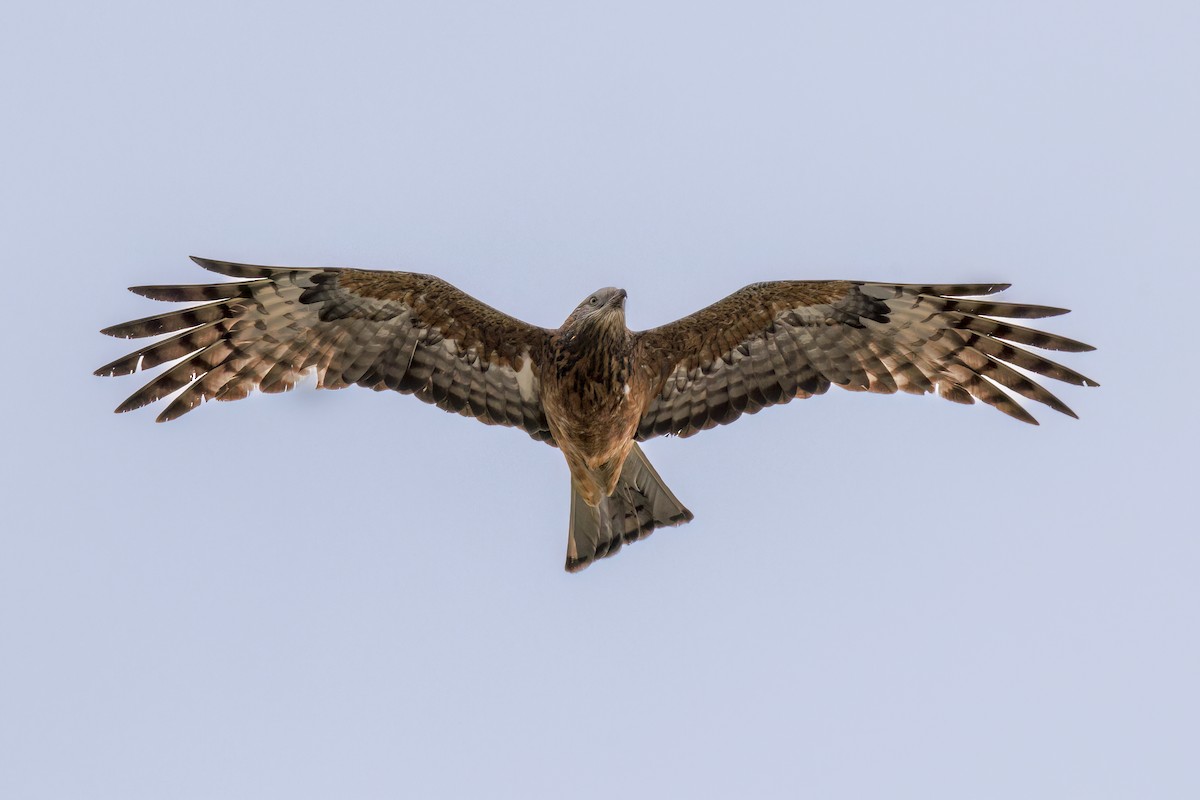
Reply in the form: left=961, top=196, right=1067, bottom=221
left=565, top=444, right=694, bottom=572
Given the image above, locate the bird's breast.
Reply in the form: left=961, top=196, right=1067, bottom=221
left=540, top=337, right=640, bottom=465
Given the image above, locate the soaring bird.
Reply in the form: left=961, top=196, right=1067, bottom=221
left=97, top=258, right=1097, bottom=571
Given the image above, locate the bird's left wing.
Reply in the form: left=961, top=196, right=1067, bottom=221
left=633, top=280, right=1098, bottom=439
left=97, top=257, right=555, bottom=441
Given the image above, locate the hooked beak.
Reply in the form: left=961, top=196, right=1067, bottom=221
left=609, top=289, right=627, bottom=309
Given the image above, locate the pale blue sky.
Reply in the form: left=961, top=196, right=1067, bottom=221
left=2, top=1, right=1197, bottom=798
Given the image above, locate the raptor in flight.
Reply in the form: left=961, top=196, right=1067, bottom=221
left=97, top=258, right=1097, bottom=571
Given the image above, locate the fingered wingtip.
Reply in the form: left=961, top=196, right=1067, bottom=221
left=128, top=286, right=167, bottom=300
left=189, top=255, right=227, bottom=273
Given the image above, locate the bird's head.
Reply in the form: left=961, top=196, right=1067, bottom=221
left=562, top=287, right=628, bottom=331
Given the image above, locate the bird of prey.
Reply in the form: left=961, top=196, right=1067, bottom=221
left=97, top=257, right=1097, bottom=571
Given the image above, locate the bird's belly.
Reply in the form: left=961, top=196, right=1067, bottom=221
left=538, top=342, right=641, bottom=502
left=543, top=390, right=642, bottom=504
left=548, top=402, right=637, bottom=466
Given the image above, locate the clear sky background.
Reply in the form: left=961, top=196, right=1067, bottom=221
left=2, top=2, right=1196, bottom=798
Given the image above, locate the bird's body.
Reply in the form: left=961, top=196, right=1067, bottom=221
left=98, top=258, right=1097, bottom=571
left=541, top=288, right=639, bottom=503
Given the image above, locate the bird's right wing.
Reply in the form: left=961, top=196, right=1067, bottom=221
left=633, top=280, right=1098, bottom=439
left=97, top=257, right=555, bottom=441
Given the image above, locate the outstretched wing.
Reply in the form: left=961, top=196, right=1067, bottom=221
left=97, top=257, right=555, bottom=441
left=633, top=280, right=1098, bottom=439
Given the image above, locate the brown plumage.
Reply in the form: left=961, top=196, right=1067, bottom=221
left=98, top=257, right=1098, bottom=572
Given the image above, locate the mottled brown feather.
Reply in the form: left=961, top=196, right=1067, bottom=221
left=98, top=258, right=555, bottom=439
left=633, top=280, right=1097, bottom=438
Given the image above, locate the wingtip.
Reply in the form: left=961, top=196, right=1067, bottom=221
left=564, top=556, right=592, bottom=573
left=113, top=398, right=142, bottom=415
left=127, top=285, right=167, bottom=300
left=189, top=255, right=229, bottom=274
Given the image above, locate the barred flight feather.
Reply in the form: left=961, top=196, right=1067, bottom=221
left=98, top=257, right=556, bottom=439
left=634, top=280, right=1097, bottom=438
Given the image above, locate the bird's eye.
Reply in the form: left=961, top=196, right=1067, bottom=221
left=589, top=296, right=598, bottom=306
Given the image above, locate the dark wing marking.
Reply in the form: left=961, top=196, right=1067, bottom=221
left=97, top=257, right=555, bottom=441
left=633, top=280, right=1098, bottom=438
